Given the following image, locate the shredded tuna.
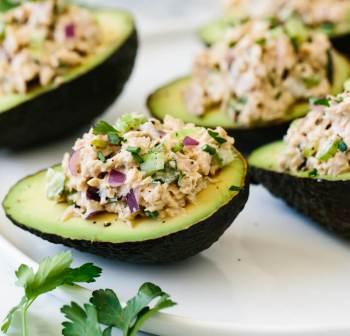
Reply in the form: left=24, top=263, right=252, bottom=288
left=280, top=92, right=350, bottom=176
left=185, top=20, right=332, bottom=126
left=51, top=114, right=237, bottom=222
left=225, top=0, right=350, bottom=27
left=0, top=0, right=101, bottom=95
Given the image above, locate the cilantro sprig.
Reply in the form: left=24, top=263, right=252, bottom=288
left=93, top=121, right=123, bottom=146
left=2, top=251, right=176, bottom=336
left=89, top=283, right=176, bottom=336
left=1, top=251, right=102, bottom=336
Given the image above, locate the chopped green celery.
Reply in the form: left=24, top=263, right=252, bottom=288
left=316, top=137, right=340, bottom=161
left=269, top=26, right=285, bottom=38
left=91, top=138, right=108, bottom=149
left=217, top=147, right=235, bottom=166
left=285, top=18, right=309, bottom=47
left=140, top=151, right=165, bottom=174
left=46, top=168, right=65, bottom=200
left=172, top=128, right=199, bottom=140
left=115, top=114, right=147, bottom=134
left=302, top=144, right=317, bottom=158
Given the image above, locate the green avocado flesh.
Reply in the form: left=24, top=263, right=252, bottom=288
left=147, top=51, right=348, bottom=131
left=249, top=141, right=350, bottom=237
left=0, top=8, right=138, bottom=148
left=249, top=141, right=350, bottom=181
left=199, top=17, right=350, bottom=47
left=0, top=10, right=133, bottom=112
left=3, top=150, right=249, bottom=263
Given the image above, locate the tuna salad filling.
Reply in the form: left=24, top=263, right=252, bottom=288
left=0, top=0, right=101, bottom=95
left=185, top=20, right=332, bottom=126
left=279, top=92, right=350, bottom=176
left=46, top=114, right=237, bottom=222
left=225, top=0, right=350, bottom=28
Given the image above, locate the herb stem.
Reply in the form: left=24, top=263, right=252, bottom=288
left=21, top=305, right=28, bottom=336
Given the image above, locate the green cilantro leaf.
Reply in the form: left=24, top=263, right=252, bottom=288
left=202, top=144, right=217, bottom=156
left=91, top=283, right=176, bottom=336
left=93, top=121, right=118, bottom=136
left=1, top=251, right=102, bottom=334
left=97, top=151, right=106, bottom=163
left=208, top=130, right=227, bottom=144
left=338, top=140, right=348, bottom=152
left=61, top=302, right=112, bottom=336
left=229, top=185, right=242, bottom=192
left=93, top=121, right=124, bottom=145
left=309, top=97, right=330, bottom=107
left=127, top=146, right=144, bottom=164
left=144, top=210, right=159, bottom=218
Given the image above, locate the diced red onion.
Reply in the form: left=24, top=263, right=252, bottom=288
left=65, top=23, right=76, bottom=38
left=86, top=187, right=100, bottom=202
left=126, top=189, right=139, bottom=213
left=183, top=136, right=199, bottom=146
left=69, top=150, right=80, bottom=176
left=108, top=169, right=126, bottom=187
left=85, top=211, right=104, bottom=220
left=158, top=130, right=166, bottom=138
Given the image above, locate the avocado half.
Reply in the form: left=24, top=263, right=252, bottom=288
left=3, top=150, right=249, bottom=264
left=199, top=17, right=350, bottom=54
left=249, top=141, right=350, bottom=237
left=0, top=9, right=138, bottom=148
left=147, top=52, right=349, bottom=153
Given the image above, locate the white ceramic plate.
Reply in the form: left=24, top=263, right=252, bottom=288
left=1, top=28, right=350, bottom=336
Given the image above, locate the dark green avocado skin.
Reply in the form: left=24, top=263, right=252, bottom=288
left=227, top=123, right=289, bottom=154
left=0, top=29, right=138, bottom=149
left=250, top=166, right=350, bottom=237
left=6, top=180, right=249, bottom=264
left=331, top=34, right=350, bottom=55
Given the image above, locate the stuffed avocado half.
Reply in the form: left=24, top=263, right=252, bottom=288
left=249, top=91, right=350, bottom=237
left=0, top=1, right=138, bottom=148
left=199, top=0, right=350, bottom=54
left=3, top=114, right=249, bottom=263
left=148, top=19, right=350, bottom=153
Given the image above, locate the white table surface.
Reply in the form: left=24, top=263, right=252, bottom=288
left=0, top=1, right=221, bottom=335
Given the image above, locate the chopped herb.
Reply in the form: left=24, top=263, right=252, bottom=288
left=107, top=132, right=123, bottom=145
left=97, top=151, right=106, bottom=163
left=267, top=16, right=280, bottom=29
left=320, top=22, right=335, bottom=34
left=309, top=97, right=330, bottom=107
left=171, top=143, right=184, bottom=153
left=93, top=121, right=123, bottom=145
left=338, top=141, right=348, bottom=152
left=144, top=210, right=159, bottom=218
left=238, top=96, right=247, bottom=104
left=202, top=144, right=217, bottom=156
left=229, top=185, right=242, bottom=192
left=255, top=37, right=266, bottom=46
left=309, top=169, right=318, bottom=177
left=152, top=163, right=181, bottom=184
left=302, top=76, right=320, bottom=88
left=208, top=130, right=227, bottom=144
left=93, top=121, right=118, bottom=136
left=126, top=146, right=144, bottom=164
left=1, top=251, right=101, bottom=335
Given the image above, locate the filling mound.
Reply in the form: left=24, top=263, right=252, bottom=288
left=226, top=0, right=350, bottom=28
left=280, top=92, right=350, bottom=176
left=0, top=0, right=101, bottom=95
left=185, top=19, right=332, bottom=126
left=47, top=114, right=237, bottom=222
